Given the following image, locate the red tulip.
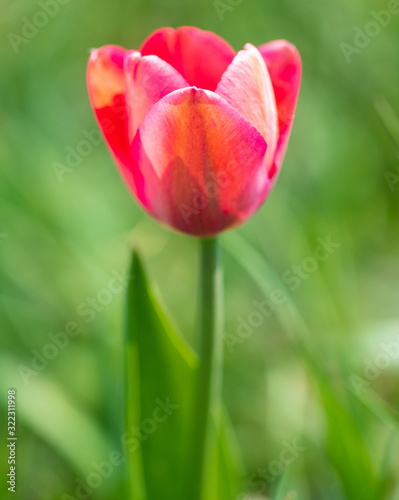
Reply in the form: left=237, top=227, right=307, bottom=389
left=87, top=27, right=301, bottom=237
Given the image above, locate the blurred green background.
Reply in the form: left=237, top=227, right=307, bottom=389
left=1, top=0, right=399, bottom=498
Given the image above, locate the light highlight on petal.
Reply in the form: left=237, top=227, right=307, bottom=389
left=216, top=43, right=278, bottom=170
left=87, top=45, right=131, bottom=182
left=87, top=45, right=126, bottom=108
left=124, top=52, right=189, bottom=143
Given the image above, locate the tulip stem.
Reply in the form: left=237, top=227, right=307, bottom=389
left=192, top=237, right=223, bottom=500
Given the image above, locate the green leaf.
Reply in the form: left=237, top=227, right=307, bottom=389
left=125, top=250, right=241, bottom=500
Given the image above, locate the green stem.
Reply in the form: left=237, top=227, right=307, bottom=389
left=191, top=237, right=224, bottom=500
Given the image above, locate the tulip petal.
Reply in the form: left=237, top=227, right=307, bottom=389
left=258, top=40, right=302, bottom=178
left=124, top=52, right=189, bottom=143
left=216, top=43, right=278, bottom=170
left=130, top=87, right=268, bottom=237
left=87, top=45, right=131, bottom=176
left=140, top=26, right=236, bottom=91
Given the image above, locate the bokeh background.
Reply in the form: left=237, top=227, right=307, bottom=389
left=1, top=0, right=399, bottom=498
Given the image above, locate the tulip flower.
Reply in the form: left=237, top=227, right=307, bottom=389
left=87, top=26, right=301, bottom=237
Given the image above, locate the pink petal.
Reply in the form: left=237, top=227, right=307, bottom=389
left=124, top=52, right=189, bottom=143
left=87, top=45, right=132, bottom=183
left=140, top=26, right=236, bottom=91
left=216, top=43, right=278, bottom=170
left=130, top=87, right=268, bottom=237
left=258, top=40, right=302, bottom=178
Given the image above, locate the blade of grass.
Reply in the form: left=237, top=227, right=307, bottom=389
left=223, top=232, right=378, bottom=500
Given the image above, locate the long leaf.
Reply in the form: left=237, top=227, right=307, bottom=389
left=125, top=250, right=241, bottom=500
